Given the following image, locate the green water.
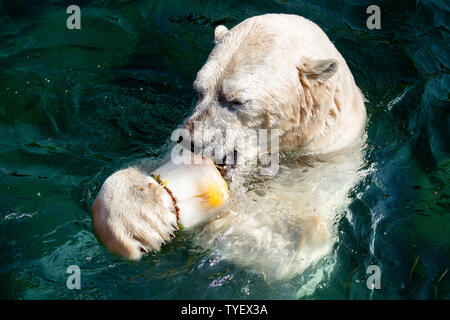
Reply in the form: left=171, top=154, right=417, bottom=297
left=0, top=0, right=449, bottom=299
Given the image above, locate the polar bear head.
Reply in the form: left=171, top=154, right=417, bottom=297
left=178, top=14, right=349, bottom=169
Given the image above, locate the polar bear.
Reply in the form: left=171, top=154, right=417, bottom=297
left=92, top=14, right=367, bottom=281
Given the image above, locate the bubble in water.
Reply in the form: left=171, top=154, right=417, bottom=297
left=241, top=282, right=250, bottom=296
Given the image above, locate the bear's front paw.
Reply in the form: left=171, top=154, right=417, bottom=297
left=91, top=168, right=179, bottom=260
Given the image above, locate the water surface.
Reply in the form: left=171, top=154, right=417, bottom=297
left=0, top=0, right=449, bottom=299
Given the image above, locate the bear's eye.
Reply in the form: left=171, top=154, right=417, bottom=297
left=218, top=93, right=244, bottom=107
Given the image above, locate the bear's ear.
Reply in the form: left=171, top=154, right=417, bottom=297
left=297, top=58, right=339, bottom=82
left=214, top=25, right=228, bottom=43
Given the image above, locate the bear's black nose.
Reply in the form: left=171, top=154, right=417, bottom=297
left=176, top=135, right=196, bottom=153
